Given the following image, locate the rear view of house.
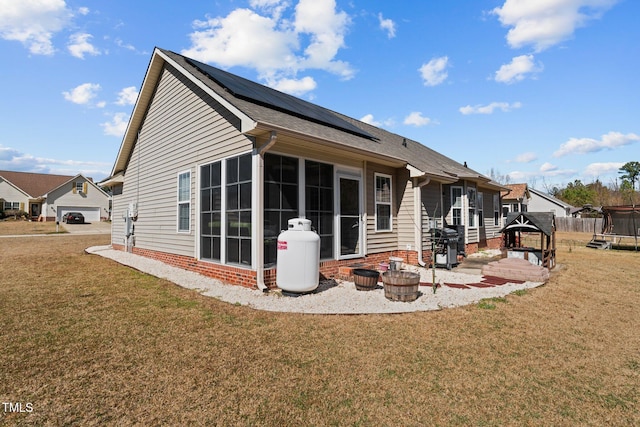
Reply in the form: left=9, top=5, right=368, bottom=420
left=103, top=48, right=506, bottom=289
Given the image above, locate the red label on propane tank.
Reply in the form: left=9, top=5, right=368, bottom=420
left=277, top=241, right=287, bottom=250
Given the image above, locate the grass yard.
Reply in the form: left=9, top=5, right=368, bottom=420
left=1, top=232, right=639, bottom=426
left=0, top=220, right=65, bottom=236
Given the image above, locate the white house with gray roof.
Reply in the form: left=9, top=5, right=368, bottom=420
left=102, top=47, right=506, bottom=289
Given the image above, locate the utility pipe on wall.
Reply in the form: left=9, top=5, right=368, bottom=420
left=413, top=176, right=431, bottom=267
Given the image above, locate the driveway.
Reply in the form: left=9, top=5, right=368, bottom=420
left=62, top=221, right=112, bottom=235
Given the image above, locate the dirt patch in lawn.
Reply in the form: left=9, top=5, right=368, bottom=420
left=1, top=233, right=639, bottom=425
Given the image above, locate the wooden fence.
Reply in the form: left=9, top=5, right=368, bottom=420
left=555, top=217, right=602, bottom=234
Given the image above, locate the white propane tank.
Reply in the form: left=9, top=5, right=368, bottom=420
left=276, top=218, right=320, bottom=293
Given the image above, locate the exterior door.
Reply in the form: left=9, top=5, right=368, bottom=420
left=338, top=175, right=362, bottom=257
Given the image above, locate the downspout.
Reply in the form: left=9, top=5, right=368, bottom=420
left=253, top=131, right=278, bottom=292
left=413, top=176, right=431, bottom=267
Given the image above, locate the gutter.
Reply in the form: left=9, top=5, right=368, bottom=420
left=253, top=131, right=278, bottom=292
left=413, top=176, right=431, bottom=267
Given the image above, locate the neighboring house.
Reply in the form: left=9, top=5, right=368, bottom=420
left=0, top=170, right=110, bottom=222
left=102, top=48, right=507, bottom=289
left=501, top=183, right=530, bottom=218
left=528, top=187, right=573, bottom=218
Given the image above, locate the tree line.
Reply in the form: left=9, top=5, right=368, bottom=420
left=490, top=161, right=640, bottom=208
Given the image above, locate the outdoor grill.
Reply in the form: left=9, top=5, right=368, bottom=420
left=433, top=228, right=460, bottom=270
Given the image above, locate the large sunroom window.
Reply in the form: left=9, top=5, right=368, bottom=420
left=305, top=160, right=334, bottom=259
left=226, top=154, right=252, bottom=265
left=264, top=153, right=299, bottom=265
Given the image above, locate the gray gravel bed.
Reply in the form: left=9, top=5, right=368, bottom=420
left=86, top=246, right=544, bottom=314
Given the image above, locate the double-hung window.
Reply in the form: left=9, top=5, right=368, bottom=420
left=451, top=186, right=463, bottom=225
left=468, top=187, right=477, bottom=228
left=375, top=173, right=392, bottom=231
left=477, top=192, right=484, bottom=227
left=177, top=171, right=191, bottom=232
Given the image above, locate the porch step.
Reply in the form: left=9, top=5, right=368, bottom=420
left=481, top=258, right=549, bottom=283
left=586, top=239, right=611, bottom=250
left=338, top=263, right=377, bottom=281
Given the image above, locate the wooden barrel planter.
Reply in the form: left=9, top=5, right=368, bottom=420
left=352, top=269, right=380, bottom=291
left=382, top=271, right=420, bottom=302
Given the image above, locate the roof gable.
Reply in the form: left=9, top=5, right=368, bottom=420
left=0, top=170, right=75, bottom=198
left=501, top=183, right=529, bottom=200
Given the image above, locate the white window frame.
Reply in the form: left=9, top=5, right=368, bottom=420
left=75, top=182, right=84, bottom=193
left=177, top=170, right=191, bottom=233
left=3, top=201, right=19, bottom=210
left=467, top=187, right=477, bottom=228
left=451, top=186, right=463, bottom=226
left=477, top=191, right=484, bottom=227
left=374, top=173, right=393, bottom=232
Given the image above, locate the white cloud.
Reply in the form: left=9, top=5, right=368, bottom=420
left=459, top=101, right=522, bottom=115
left=494, top=54, right=542, bottom=84
left=584, top=162, right=625, bottom=177
left=77, top=7, right=89, bottom=16
left=62, top=83, right=102, bottom=105
left=0, top=0, right=73, bottom=55
left=67, top=32, right=100, bottom=59
left=268, top=76, right=317, bottom=96
left=378, top=13, right=396, bottom=38
left=0, top=144, right=111, bottom=178
left=403, top=112, right=432, bottom=127
left=115, top=86, right=139, bottom=106
left=554, top=131, right=640, bottom=157
left=360, top=114, right=380, bottom=127
left=539, top=162, right=557, bottom=172
left=516, top=152, right=538, bottom=163
left=101, top=112, right=129, bottom=137
left=182, top=0, right=353, bottom=95
left=419, top=56, right=449, bottom=87
left=492, top=0, right=618, bottom=52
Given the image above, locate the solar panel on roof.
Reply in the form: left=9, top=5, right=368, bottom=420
left=185, top=57, right=375, bottom=140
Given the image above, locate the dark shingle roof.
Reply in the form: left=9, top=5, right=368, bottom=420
left=0, top=170, right=74, bottom=198
left=159, top=49, right=501, bottom=187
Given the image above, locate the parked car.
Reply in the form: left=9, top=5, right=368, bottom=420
left=63, top=212, right=85, bottom=224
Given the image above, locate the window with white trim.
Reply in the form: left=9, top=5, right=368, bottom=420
left=468, top=187, right=477, bottom=228
left=451, top=186, right=463, bottom=225
left=3, top=201, right=19, bottom=211
left=375, top=173, right=392, bottom=231
left=478, top=191, right=484, bottom=227
left=493, top=194, right=500, bottom=226
left=177, top=171, right=191, bottom=232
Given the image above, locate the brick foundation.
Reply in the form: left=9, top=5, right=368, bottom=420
left=111, top=237, right=500, bottom=290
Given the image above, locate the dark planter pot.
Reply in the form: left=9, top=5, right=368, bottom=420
left=352, top=269, right=380, bottom=291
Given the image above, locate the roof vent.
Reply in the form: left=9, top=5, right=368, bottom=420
left=402, top=138, right=407, bottom=147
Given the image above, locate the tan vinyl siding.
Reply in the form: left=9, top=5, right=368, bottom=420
left=396, top=175, right=415, bottom=250
left=479, top=188, right=502, bottom=242
left=365, top=163, right=400, bottom=253
left=113, top=64, right=253, bottom=257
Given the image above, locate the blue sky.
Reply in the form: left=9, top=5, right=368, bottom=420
left=1, top=0, right=638, bottom=189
